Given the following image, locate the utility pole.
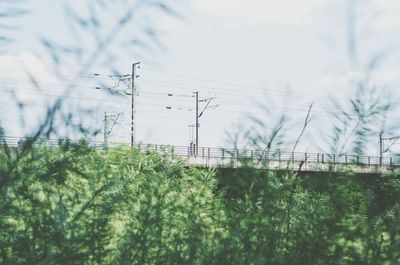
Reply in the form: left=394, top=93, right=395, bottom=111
left=94, top=62, right=140, bottom=147
left=379, top=134, right=400, bottom=165
left=165, top=92, right=218, bottom=153
left=192, top=91, right=218, bottom=156
left=379, top=132, right=383, bottom=165
left=195, top=92, right=199, bottom=155
left=104, top=112, right=108, bottom=145
left=131, top=62, right=140, bottom=148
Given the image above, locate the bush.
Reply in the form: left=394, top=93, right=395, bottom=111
left=0, top=143, right=399, bottom=264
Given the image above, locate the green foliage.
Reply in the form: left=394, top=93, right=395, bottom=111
left=0, top=143, right=399, bottom=264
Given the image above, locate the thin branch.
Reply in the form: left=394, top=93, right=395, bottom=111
left=287, top=103, right=313, bottom=170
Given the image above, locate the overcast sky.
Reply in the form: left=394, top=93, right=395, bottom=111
left=1, top=0, right=399, bottom=154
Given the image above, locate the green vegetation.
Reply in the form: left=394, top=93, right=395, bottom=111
left=1, top=143, right=399, bottom=264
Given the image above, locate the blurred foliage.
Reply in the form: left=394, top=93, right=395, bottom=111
left=329, top=80, right=392, bottom=156
left=225, top=105, right=289, bottom=160
left=0, top=0, right=29, bottom=51
left=0, top=140, right=399, bottom=264
left=43, top=0, right=185, bottom=76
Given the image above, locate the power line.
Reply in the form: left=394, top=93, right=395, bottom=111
left=3, top=83, right=399, bottom=125
left=138, top=80, right=361, bottom=112
left=0, top=63, right=365, bottom=107
left=3, top=85, right=399, bottom=124
left=0, top=88, right=124, bottom=103
left=140, top=79, right=332, bottom=101
left=1, top=66, right=390, bottom=118
left=0, top=57, right=394, bottom=101
left=136, top=86, right=357, bottom=115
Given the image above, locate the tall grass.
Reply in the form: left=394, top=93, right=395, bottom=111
left=1, top=142, right=399, bottom=264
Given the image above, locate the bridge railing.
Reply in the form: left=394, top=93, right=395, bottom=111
left=1, top=136, right=397, bottom=167
left=135, top=144, right=396, bottom=167
left=0, top=136, right=105, bottom=149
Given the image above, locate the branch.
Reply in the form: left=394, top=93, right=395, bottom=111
left=287, top=103, right=313, bottom=170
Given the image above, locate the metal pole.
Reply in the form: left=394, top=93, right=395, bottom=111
left=131, top=62, right=140, bottom=148
left=104, top=112, right=108, bottom=145
left=379, top=132, right=383, bottom=165
left=195, top=91, right=199, bottom=156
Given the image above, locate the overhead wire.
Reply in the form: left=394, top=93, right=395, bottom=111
left=3, top=83, right=399, bottom=124
left=138, top=82, right=397, bottom=121
left=0, top=65, right=385, bottom=117
left=138, top=80, right=357, bottom=112
left=1, top=63, right=398, bottom=146
left=140, top=78, right=332, bottom=100
left=0, top=63, right=353, bottom=106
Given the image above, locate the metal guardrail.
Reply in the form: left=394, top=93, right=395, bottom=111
left=0, top=136, right=104, bottom=149
left=1, top=136, right=398, bottom=167
left=135, top=144, right=397, bottom=167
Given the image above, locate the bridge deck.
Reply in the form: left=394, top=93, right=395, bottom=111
left=2, top=137, right=399, bottom=174
left=144, top=144, right=399, bottom=174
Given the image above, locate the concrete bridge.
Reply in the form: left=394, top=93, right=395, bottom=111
left=136, top=144, right=399, bottom=174
left=2, top=136, right=399, bottom=174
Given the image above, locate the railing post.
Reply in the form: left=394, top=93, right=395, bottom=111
left=236, top=149, right=240, bottom=167
left=368, top=156, right=370, bottom=166
left=187, top=146, right=190, bottom=158
left=322, top=154, right=324, bottom=164
left=304, top=153, right=307, bottom=170
left=251, top=150, right=254, bottom=161
left=208, top=147, right=210, bottom=159
left=345, top=155, right=348, bottom=164
left=390, top=157, right=393, bottom=166
left=357, top=156, right=360, bottom=164
left=222, top=148, right=225, bottom=160
left=317, top=153, right=319, bottom=163
left=333, top=154, right=336, bottom=164
left=279, top=151, right=281, bottom=163
left=202, top=147, right=205, bottom=158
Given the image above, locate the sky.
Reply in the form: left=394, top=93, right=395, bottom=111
left=0, top=0, right=399, bottom=155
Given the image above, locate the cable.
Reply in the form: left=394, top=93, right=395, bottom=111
left=0, top=88, right=125, bottom=104
left=140, top=79, right=332, bottom=101
left=0, top=63, right=371, bottom=108
left=1, top=65, right=389, bottom=118
left=0, top=82, right=353, bottom=118
left=138, top=81, right=356, bottom=112
left=3, top=83, right=399, bottom=124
